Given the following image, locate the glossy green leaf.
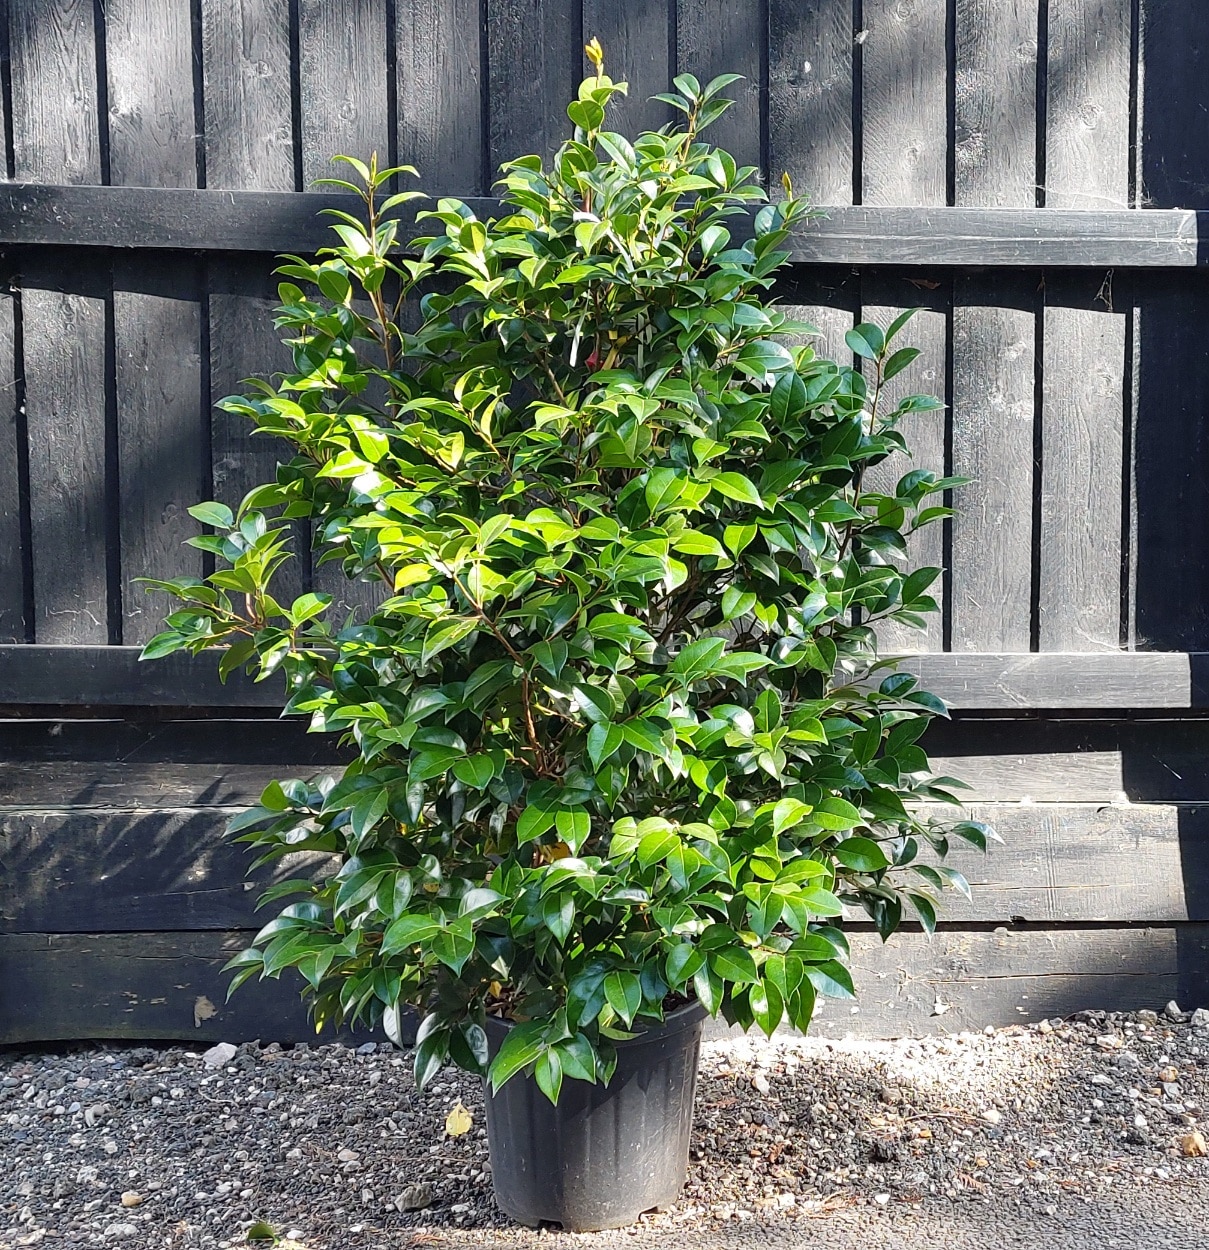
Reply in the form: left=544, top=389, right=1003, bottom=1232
left=833, top=836, right=890, bottom=872
left=604, top=970, right=641, bottom=1024
left=709, top=945, right=760, bottom=984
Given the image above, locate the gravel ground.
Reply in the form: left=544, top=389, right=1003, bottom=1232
left=3, top=1005, right=1208, bottom=1249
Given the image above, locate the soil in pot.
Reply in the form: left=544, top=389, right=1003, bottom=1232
left=483, top=1001, right=707, bottom=1232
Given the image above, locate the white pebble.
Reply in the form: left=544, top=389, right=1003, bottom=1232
left=202, top=1043, right=238, bottom=1069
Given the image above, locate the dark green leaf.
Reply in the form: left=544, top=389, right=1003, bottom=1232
left=845, top=323, right=885, bottom=360
left=833, top=836, right=890, bottom=873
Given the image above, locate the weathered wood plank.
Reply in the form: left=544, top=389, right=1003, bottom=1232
left=1137, top=0, right=1209, bottom=211
left=486, top=0, right=581, bottom=173
left=1039, top=278, right=1126, bottom=651
left=860, top=0, right=947, bottom=206
left=14, top=715, right=1209, bottom=805
left=298, top=0, right=390, bottom=188
left=810, top=0, right=950, bottom=656
left=1132, top=272, right=1209, bottom=651
left=923, top=715, right=1209, bottom=804
left=582, top=0, right=671, bottom=138
left=104, top=7, right=205, bottom=642
left=901, top=651, right=1192, bottom=709
left=796, top=924, right=1209, bottom=1038
left=0, top=760, right=339, bottom=810
left=1, top=798, right=1199, bottom=932
left=201, top=0, right=295, bottom=190
left=950, top=277, right=1036, bottom=652
left=0, top=647, right=1199, bottom=709
left=202, top=4, right=305, bottom=611
left=861, top=278, right=949, bottom=653
left=0, top=930, right=401, bottom=1045
left=0, top=288, right=25, bottom=642
left=0, top=645, right=285, bottom=706
left=676, top=0, right=764, bottom=175
left=114, top=259, right=205, bottom=644
left=1045, top=0, right=1132, bottom=210
left=104, top=0, right=197, bottom=189
left=0, top=716, right=344, bottom=766
left=926, top=751, right=1126, bottom=804
left=0, top=808, right=333, bottom=933
left=768, top=0, right=853, bottom=204
left=947, top=2, right=1037, bottom=654
left=8, top=926, right=1190, bottom=1047
left=0, top=186, right=1200, bottom=266
left=0, top=750, right=1124, bottom=811
left=8, top=8, right=110, bottom=643
left=298, top=0, right=395, bottom=623
left=1040, top=3, right=1132, bottom=650
left=8, top=0, right=101, bottom=183
left=21, top=272, right=110, bottom=644
left=208, top=259, right=307, bottom=607
left=954, top=0, right=1038, bottom=206
left=396, top=0, right=484, bottom=194
left=923, top=801, right=1204, bottom=924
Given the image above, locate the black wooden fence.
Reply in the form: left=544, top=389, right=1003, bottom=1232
left=3, top=0, right=1209, bottom=1045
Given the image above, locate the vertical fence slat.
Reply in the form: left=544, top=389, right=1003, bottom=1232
left=201, top=0, right=295, bottom=191
left=1045, top=0, right=1131, bottom=211
left=203, top=1, right=305, bottom=607
left=859, top=0, right=947, bottom=205
left=859, top=0, right=948, bottom=650
left=583, top=0, right=672, bottom=137
left=954, top=0, right=1039, bottom=205
left=298, top=0, right=391, bottom=616
left=105, top=0, right=196, bottom=189
left=768, top=0, right=853, bottom=203
left=862, top=279, right=949, bottom=652
left=23, top=275, right=109, bottom=643
left=1132, top=5, right=1209, bottom=649
left=396, top=0, right=485, bottom=194
left=8, top=0, right=101, bottom=184
left=207, top=264, right=307, bottom=607
left=299, top=0, right=390, bottom=188
left=113, top=262, right=204, bottom=645
left=1039, top=276, right=1124, bottom=650
left=106, top=0, right=204, bottom=643
left=950, top=276, right=1035, bottom=652
left=1040, top=0, right=1129, bottom=650
left=0, top=289, right=25, bottom=642
left=487, top=0, right=581, bottom=172
left=676, top=0, right=764, bottom=175
left=11, top=6, right=109, bottom=642
left=949, top=1, right=1039, bottom=654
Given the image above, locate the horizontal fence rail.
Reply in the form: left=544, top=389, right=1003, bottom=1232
left=0, top=646, right=1201, bottom=712
left=0, top=186, right=1200, bottom=267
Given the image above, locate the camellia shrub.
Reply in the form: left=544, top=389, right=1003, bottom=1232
left=143, top=48, right=991, bottom=1103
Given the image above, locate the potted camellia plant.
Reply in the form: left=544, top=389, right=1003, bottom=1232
left=141, top=45, right=990, bottom=1232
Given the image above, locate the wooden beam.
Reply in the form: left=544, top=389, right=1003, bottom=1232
left=900, top=651, right=1193, bottom=709
left=0, top=930, right=400, bottom=1045
left=11, top=714, right=1209, bottom=803
left=0, top=645, right=283, bottom=706
left=0, top=184, right=1198, bottom=266
left=708, top=924, right=1209, bottom=1039
left=1, top=800, right=1201, bottom=932
left=4, top=925, right=1201, bottom=1045
left=0, top=646, right=1197, bottom=710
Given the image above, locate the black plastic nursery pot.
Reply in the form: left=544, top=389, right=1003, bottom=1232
left=483, top=1000, right=708, bottom=1231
